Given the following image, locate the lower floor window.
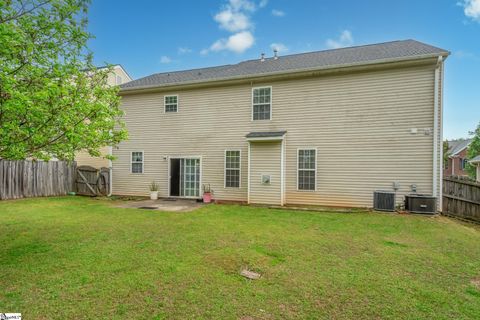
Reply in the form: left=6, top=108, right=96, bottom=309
left=298, top=149, right=316, bottom=190
left=131, top=151, right=143, bottom=173
left=225, top=150, right=240, bottom=188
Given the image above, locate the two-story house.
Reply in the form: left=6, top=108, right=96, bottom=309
left=443, top=139, right=471, bottom=177
left=112, top=40, right=449, bottom=209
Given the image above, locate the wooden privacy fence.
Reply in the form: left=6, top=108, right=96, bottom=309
left=443, top=177, right=480, bottom=222
left=0, top=160, right=76, bottom=200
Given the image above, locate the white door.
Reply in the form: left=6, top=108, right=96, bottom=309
left=179, top=158, right=201, bottom=197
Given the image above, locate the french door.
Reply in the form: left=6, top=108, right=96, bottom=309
left=179, top=158, right=201, bottom=197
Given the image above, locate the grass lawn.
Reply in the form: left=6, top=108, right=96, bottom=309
left=1, top=197, right=480, bottom=319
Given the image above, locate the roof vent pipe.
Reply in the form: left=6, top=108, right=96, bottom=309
left=260, top=53, right=265, bottom=62
left=273, top=49, right=278, bottom=60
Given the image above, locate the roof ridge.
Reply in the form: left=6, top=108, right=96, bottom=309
left=239, top=39, right=416, bottom=64
left=132, top=40, right=420, bottom=81
left=121, top=39, right=449, bottom=91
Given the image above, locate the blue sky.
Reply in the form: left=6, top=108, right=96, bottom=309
left=87, top=0, right=480, bottom=140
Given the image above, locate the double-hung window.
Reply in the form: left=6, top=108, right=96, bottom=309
left=164, top=95, right=178, bottom=113
left=252, top=87, right=271, bottom=120
left=225, top=150, right=241, bottom=188
left=131, top=151, right=144, bottom=174
left=297, top=149, right=316, bottom=191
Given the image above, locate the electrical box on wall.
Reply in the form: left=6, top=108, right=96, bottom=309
left=261, top=175, right=271, bottom=185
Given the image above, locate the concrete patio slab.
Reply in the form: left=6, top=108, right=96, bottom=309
left=115, top=198, right=204, bottom=212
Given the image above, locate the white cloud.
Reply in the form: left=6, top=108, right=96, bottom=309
left=160, top=56, right=172, bottom=64
left=209, top=31, right=255, bottom=54
left=214, top=10, right=251, bottom=32
left=229, top=0, right=257, bottom=12
left=461, top=0, right=480, bottom=21
left=270, top=42, right=288, bottom=53
left=178, top=47, right=192, bottom=54
left=259, top=0, right=268, bottom=8
left=325, top=30, right=354, bottom=49
left=271, top=9, right=285, bottom=17
left=207, top=0, right=267, bottom=54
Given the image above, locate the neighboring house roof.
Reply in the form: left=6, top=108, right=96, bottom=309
left=469, top=155, right=480, bottom=164
left=120, top=39, right=449, bottom=92
left=447, top=139, right=472, bottom=157
left=95, top=64, right=133, bottom=82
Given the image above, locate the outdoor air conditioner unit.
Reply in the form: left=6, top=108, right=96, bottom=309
left=405, top=194, right=437, bottom=214
left=373, top=191, right=396, bottom=212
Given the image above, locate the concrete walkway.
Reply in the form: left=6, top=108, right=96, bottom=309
left=116, top=198, right=204, bottom=212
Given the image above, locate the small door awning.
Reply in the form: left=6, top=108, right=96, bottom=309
left=245, top=130, right=287, bottom=142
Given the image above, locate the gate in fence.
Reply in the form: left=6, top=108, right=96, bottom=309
left=76, top=166, right=110, bottom=196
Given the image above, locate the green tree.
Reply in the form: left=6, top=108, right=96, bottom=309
left=443, top=140, right=450, bottom=169
left=466, top=121, right=480, bottom=179
left=0, top=0, right=127, bottom=161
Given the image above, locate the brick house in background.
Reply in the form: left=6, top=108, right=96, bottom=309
left=443, top=139, right=471, bottom=177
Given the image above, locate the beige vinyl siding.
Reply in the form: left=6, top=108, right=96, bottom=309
left=249, top=142, right=282, bottom=205
left=75, top=146, right=110, bottom=168
left=113, top=63, right=440, bottom=208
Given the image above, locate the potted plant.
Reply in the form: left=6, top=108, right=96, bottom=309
left=202, top=184, right=213, bottom=203
left=149, top=181, right=159, bottom=200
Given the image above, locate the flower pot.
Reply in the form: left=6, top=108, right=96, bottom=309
left=150, top=191, right=158, bottom=200
left=203, top=192, right=212, bottom=203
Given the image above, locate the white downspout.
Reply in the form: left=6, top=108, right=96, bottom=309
left=280, top=138, right=285, bottom=206
left=247, top=142, right=251, bottom=204
left=433, top=56, right=443, bottom=210
left=108, top=146, right=113, bottom=196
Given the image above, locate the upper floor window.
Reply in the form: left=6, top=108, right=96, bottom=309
left=116, top=75, right=122, bottom=85
left=164, top=95, right=178, bottom=113
left=252, top=87, right=271, bottom=120
left=225, top=150, right=241, bottom=188
left=131, top=151, right=144, bottom=174
left=298, top=149, right=316, bottom=191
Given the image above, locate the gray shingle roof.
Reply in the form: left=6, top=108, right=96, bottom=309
left=469, top=155, right=480, bottom=163
left=121, top=40, right=448, bottom=91
left=246, top=131, right=287, bottom=139
left=447, top=139, right=472, bottom=156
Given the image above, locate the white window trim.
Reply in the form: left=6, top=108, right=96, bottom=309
left=167, top=156, right=203, bottom=198
left=251, top=86, right=272, bottom=121
left=131, top=151, right=144, bottom=174
left=296, top=148, right=317, bottom=191
left=164, top=94, right=179, bottom=113
left=224, top=149, right=241, bottom=188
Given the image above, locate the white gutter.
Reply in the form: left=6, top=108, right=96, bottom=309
left=433, top=56, right=443, bottom=209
